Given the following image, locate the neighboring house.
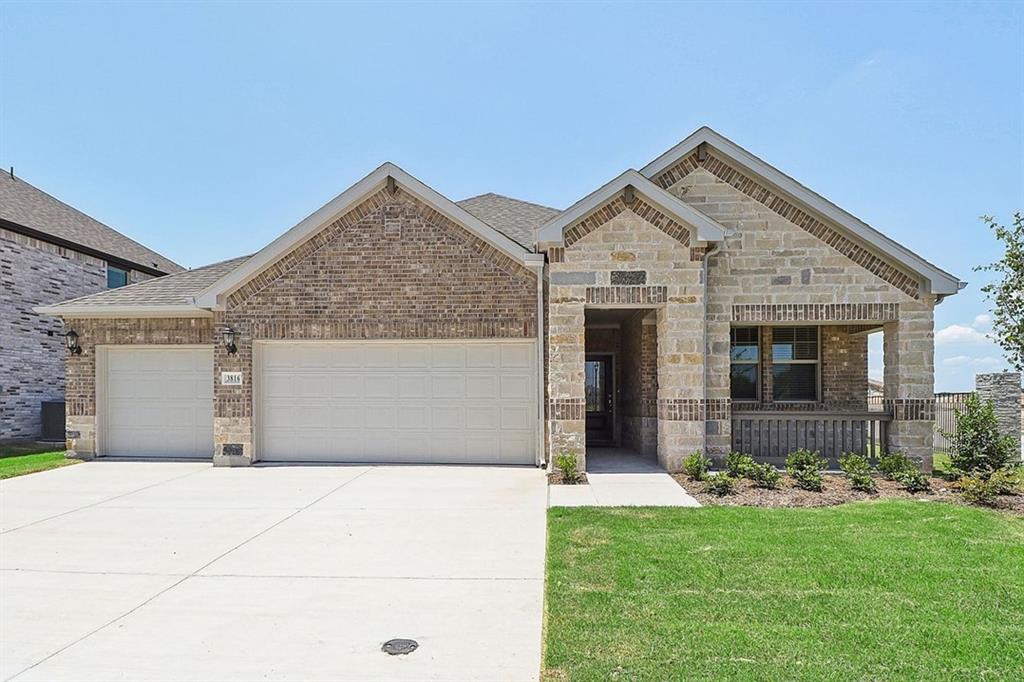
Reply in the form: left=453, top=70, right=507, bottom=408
left=1, top=170, right=182, bottom=440
left=37, top=128, right=963, bottom=471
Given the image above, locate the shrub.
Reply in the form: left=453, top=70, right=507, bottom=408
left=849, top=472, right=878, bottom=493
left=838, top=453, right=872, bottom=476
left=554, top=453, right=581, bottom=484
left=896, top=469, right=931, bottom=493
left=747, top=462, right=781, bottom=489
left=682, top=451, right=711, bottom=481
left=943, top=394, right=1017, bottom=476
left=705, top=473, right=738, bottom=496
left=792, top=466, right=824, bottom=492
left=725, top=452, right=755, bottom=478
left=878, top=452, right=916, bottom=480
left=958, top=475, right=998, bottom=506
left=785, top=449, right=826, bottom=475
left=988, top=467, right=1022, bottom=495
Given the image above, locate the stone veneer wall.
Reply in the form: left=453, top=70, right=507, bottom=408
left=661, top=167, right=936, bottom=467
left=976, top=372, right=1022, bottom=459
left=216, top=189, right=538, bottom=464
left=62, top=317, right=214, bottom=458
left=547, top=208, right=704, bottom=471
left=0, top=227, right=153, bottom=441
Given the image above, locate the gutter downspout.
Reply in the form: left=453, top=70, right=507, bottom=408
left=526, top=255, right=547, bottom=468
left=701, top=243, right=722, bottom=458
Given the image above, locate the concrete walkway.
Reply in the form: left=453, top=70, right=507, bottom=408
left=1, top=461, right=547, bottom=681
left=548, top=448, right=700, bottom=507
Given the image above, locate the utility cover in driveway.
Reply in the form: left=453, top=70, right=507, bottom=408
left=256, top=341, right=537, bottom=464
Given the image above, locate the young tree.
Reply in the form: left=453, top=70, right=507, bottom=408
left=975, top=212, right=1024, bottom=371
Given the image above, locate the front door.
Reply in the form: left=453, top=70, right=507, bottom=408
left=585, top=355, right=614, bottom=445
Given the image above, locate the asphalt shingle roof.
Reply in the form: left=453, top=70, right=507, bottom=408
left=0, top=171, right=183, bottom=273
left=457, top=193, right=560, bottom=247
left=45, top=255, right=250, bottom=309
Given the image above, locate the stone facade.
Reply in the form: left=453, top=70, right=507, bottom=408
left=976, top=372, right=1022, bottom=459
left=0, top=227, right=154, bottom=441
left=546, top=207, right=705, bottom=472
left=545, top=160, right=936, bottom=472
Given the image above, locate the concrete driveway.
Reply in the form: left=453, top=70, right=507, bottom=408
left=0, top=461, right=548, bottom=681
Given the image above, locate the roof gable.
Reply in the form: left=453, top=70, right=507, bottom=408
left=0, top=171, right=182, bottom=274
left=195, top=163, right=542, bottom=309
left=640, top=127, right=963, bottom=297
left=536, top=169, right=729, bottom=246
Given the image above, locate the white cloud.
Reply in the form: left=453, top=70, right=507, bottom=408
left=935, top=324, right=989, bottom=345
left=972, top=314, right=992, bottom=331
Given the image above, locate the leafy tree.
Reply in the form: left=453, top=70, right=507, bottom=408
left=941, top=393, right=1017, bottom=476
left=975, top=213, right=1024, bottom=371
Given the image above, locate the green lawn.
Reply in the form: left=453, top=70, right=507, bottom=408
left=544, top=501, right=1024, bottom=680
left=0, top=449, right=77, bottom=479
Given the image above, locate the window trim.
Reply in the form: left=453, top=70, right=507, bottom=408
left=729, top=326, right=761, bottom=403
left=770, top=325, right=821, bottom=403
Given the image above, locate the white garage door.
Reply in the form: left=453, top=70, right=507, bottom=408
left=257, top=341, right=537, bottom=464
left=100, top=347, right=213, bottom=459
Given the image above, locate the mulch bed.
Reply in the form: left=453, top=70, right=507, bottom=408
left=548, top=471, right=588, bottom=485
left=673, top=472, right=1024, bottom=516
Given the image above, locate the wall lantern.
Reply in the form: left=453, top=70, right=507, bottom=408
left=222, top=327, right=238, bottom=355
left=65, top=330, right=82, bottom=355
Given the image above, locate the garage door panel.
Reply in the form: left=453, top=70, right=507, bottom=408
left=500, top=344, right=532, bottom=368
left=102, top=348, right=213, bottom=459
left=431, top=375, right=465, bottom=399
left=365, top=375, right=398, bottom=399
left=259, top=342, right=536, bottom=464
left=500, top=375, right=532, bottom=399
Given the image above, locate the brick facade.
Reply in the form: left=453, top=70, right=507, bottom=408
left=0, top=227, right=153, bottom=441
left=215, top=189, right=538, bottom=463
left=61, top=316, right=214, bottom=458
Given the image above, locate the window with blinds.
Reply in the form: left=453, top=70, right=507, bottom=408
left=771, top=326, right=820, bottom=402
left=730, top=327, right=760, bottom=401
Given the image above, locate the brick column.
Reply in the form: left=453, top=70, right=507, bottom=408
left=883, top=301, right=935, bottom=470
left=656, top=298, right=706, bottom=472
left=976, top=372, right=1022, bottom=460
left=546, top=297, right=586, bottom=470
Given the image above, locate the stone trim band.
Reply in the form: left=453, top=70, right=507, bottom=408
left=586, top=286, right=668, bottom=305
left=549, top=398, right=585, bottom=421
left=658, top=398, right=731, bottom=421
left=732, top=303, right=899, bottom=323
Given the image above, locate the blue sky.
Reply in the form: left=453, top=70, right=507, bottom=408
left=1, top=1, right=1021, bottom=391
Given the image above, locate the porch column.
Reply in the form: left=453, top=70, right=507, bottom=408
left=547, top=297, right=587, bottom=470
left=883, top=300, right=935, bottom=470
left=656, top=296, right=705, bottom=472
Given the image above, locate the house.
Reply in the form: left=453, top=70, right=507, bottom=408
left=36, top=128, right=963, bottom=471
left=1, top=170, right=182, bottom=441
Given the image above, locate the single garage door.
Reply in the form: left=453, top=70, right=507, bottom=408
left=257, top=341, right=537, bottom=464
left=99, top=347, right=214, bottom=458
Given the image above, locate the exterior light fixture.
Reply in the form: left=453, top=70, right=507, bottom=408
left=222, top=327, right=238, bottom=355
left=65, top=330, right=82, bottom=355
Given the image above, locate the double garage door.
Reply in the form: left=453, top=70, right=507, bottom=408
left=97, top=341, right=537, bottom=465
left=257, top=341, right=538, bottom=465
